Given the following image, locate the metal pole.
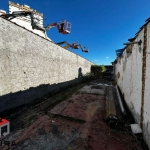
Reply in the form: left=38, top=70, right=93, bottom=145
left=115, top=85, right=126, bottom=116
left=123, top=40, right=142, bottom=45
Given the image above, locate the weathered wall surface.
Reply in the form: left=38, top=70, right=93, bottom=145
left=114, top=23, right=150, bottom=148
left=0, top=17, right=93, bottom=113
left=8, top=1, right=47, bottom=39
left=143, top=23, right=150, bottom=146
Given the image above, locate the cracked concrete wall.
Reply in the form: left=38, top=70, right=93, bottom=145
left=0, top=17, right=94, bottom=113
left=114, top=24, right=150, bottom=149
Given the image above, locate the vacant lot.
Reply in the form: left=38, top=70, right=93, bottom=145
left=1, top=80, right=145, bottom=150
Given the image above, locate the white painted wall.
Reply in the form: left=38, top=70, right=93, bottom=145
left=115, top=29, right=144, bottom=123
left=0, top=10, right=6, bottom=15
left=114, top=24, right=150, bottom=149
left=8, top=1, right=50, bottom=40
left=143, top=23, right=150, bottom=145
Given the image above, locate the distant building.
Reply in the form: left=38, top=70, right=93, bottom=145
left=0, top=1, right=51, bottom=40
left=104, top=65, right=113, bottom=73
left=0, top=10, right=6, bottom=15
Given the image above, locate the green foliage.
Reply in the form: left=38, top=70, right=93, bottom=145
left=91, top=65, right=103, bottom=79
left=82, top=65, right=106, bottom=81
left=83, top=72, right=94, bottom=81
left=100, top=65, right=106, bottom=72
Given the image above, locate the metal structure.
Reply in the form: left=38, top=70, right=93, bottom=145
left=123, top=40, right=142, bottom=45
left=45, top=20, right=71, bottom=34
left=81, top=46, right=89, bottom=53
left=56, top=41, right=89, bottom=52
left=0, top=11, right=71, bottom=35
left=0, top=11, right=45, bottom=32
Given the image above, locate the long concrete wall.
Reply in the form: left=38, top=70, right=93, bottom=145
left=0, top=17, right=94, bottom=113
left=114, top=22, right=150, bottom=148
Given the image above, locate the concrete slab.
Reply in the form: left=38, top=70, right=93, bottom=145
left=1, top=80, right=144, bottom=150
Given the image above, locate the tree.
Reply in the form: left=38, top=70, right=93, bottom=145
left=100, top=65, right=106, bottom=72
left=91, top=65, right=103, bottom=79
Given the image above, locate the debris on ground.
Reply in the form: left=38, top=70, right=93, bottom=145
left=0, top=79, right=147, bottom=150
left=130, top=124, right=142, bottom=134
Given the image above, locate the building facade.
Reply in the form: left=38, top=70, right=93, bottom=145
left=1, top=1, right=50, bottom=40
left=114, top=19, right=150, bottom=149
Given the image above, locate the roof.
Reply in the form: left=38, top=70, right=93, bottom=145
left=0, top=118, right=9, bottom=126
left=9, top=1, right=43, bottom=17
left=114, top=16, right=150, bottom=60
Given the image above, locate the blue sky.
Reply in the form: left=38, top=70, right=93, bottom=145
left=1, top=0, right=150, bottom=65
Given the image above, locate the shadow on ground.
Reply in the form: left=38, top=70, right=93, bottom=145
left=0, top=79, right=145, bottom=150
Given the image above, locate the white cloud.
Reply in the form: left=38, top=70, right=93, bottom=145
left=94, top=60, right=99, bottom=62
left=106, top=56, right=109, bottom=59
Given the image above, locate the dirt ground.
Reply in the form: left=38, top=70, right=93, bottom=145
left=0, top=80, right=146, bottom=150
